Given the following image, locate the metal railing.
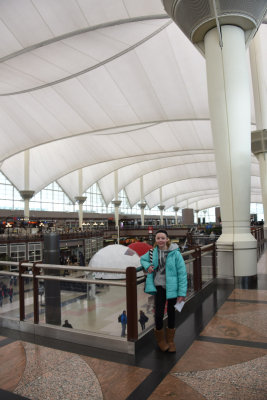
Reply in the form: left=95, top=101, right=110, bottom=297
left=0, top=243, right=216, bottom=342
left=251, top=226, right=265, bottom=259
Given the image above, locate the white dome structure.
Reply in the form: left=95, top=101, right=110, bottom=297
left=89, top=244, right=141, bottom=280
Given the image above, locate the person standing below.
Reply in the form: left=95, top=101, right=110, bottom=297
left=120, top=310, right=127, bottom=337
left=209, top=230, right=216, bottom=241
left=139, top=310, right=148, bottom=331
left=141, top=229, right=187, bottom=352
left=62, top=319, right=73, bottom=328
left=8, top=286, right=13, bottom=303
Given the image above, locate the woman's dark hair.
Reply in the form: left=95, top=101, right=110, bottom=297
left=155, top=229, right=169, bottom=237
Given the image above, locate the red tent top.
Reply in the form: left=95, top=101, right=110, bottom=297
left=128, top=242, right=152, bottom=256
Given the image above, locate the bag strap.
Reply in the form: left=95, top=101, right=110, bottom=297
left=149, top=248, right=153, bottom=263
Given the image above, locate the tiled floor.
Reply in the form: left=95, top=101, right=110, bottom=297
left=0, top=251, right=267, bottom=400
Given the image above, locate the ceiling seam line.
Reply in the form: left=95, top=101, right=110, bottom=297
left=0, top=15, right=170, bottom=63
left=0, top=21, right=172, bottom=96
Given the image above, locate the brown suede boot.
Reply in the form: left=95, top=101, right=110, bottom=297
left=166, top=328, right=176, bottom=352
left=154, top=328, right=169, bottom=352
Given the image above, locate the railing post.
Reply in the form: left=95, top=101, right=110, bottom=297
left=193, top=247, right=202, bottom=292
left=193, top=247, right=198, bottom=292
left=258, top=229, right=260, bottom=256
left=198, top=247, right=202, bottom=290
left=126, top=266, right=138, bottom=341
left=33, top=262, right=40, bottom=324
left=212, top=242, right=217, bottom=279
left=19, top=260, right=26, bottom=321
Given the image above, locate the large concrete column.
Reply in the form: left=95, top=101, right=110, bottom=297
left=194, top=201, right=200, bottom=224
left=250, top=32, right=267, bottom=237
left=194, top=209, right=199, bottom=225
left=158, top=187, right=165, bottom=225
left=112, top=200, right=122, bottom=228
left=75, top=196, right=87, bottom=228
left=162, top=0, right=267, bottom=284
left=20, top=150, right=34, bottom=221
left=138, top=176, right=146, bottom=226
left=173, top=206, right=179, bottom=225
left=75, top=169, right=86, bottom=229
left=112, top=170, right=121, bottom=241
left=205, top=25, right=257, bottom=279
left=138, top=203, right=146, bottom=226
left=251, top=134, right=267, bottom=236
left=43, top=233, right=61, bottom=325
left=158, top=205, right=165, bottom=225
left=20, top=190, right=34, bottom=221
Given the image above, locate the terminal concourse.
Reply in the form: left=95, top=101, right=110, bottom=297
left=0, top=1, right=267, bottom=399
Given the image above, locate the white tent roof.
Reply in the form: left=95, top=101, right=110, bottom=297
left=0, top=1, right=266, bottom=211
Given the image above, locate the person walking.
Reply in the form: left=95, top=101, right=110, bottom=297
left=139, top=310, right=148, bottom=331
left=140, top=229, right=187, bottom=352
left=120, top=310, right=127, bottom=337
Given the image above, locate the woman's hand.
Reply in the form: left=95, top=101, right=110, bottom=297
left=148, top=265, right=154, bottom=274
left=177, top=296, right=185, bottom=303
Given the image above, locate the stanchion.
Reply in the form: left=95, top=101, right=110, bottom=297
left=43, top=232, right=61, bottom=325
left=126, top=266, right=138, bottom=341
left=193, top=247, right=202, bottom=292
left=212, top=242, right=217, bottom=279
left=19, top=260, right=27, bottom=321
left=33, top=262, right=42, bottom=324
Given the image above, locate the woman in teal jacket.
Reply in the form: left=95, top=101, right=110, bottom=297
left=140, top=229, right=187, bottom=352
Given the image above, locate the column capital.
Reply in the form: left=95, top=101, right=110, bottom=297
left=251, top=129, right=267, bottom=155
left=138, top=202, right=146, bottom=209
left=158, top=205, right=165, bottom=211
left=112, top=200, right=121, bottom=207
left=75, top=196, right=87, bottom=205
left=162, top=0, right=266, bottom=53
left=20, top=190, right=35, bottom=200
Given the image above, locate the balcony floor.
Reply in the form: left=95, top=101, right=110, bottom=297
left=0, top=250, right=267, bottom=400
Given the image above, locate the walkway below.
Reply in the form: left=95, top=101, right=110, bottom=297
left=0, top=252, right=267, bottom=400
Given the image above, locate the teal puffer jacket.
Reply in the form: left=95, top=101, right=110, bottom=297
left=140, top=244, right=187, bottom=299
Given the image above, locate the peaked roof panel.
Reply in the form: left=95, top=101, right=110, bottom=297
left=0, top=1, right=265, bottom=212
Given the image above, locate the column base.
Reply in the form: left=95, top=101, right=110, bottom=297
left=216, top=233, right=257, bottom=279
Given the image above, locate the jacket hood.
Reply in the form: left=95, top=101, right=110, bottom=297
left=168, top=243, right=179, bottom=251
